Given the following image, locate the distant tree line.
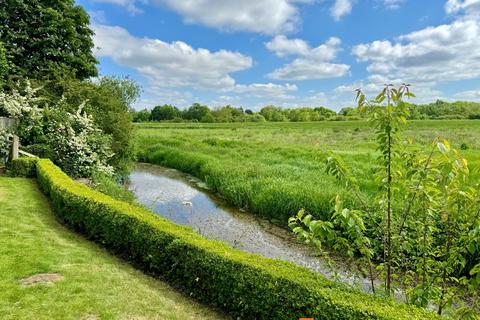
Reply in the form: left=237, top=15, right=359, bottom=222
left=131, top=99, right=480, bottom=123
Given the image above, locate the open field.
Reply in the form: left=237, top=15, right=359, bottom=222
left=136, top=120, right=480, bottom=224
left=0, top=177, right=225, bottom=320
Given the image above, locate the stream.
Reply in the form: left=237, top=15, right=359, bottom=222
left=128, top=163, right=374, bottom=292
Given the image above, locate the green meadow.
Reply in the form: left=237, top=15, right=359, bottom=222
left=136, top=120, right=480, bottom=224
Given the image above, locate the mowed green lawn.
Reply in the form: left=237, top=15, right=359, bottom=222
left=136, top=120, right=480, bottom=224
left=0, top=177, right=225, bottom=320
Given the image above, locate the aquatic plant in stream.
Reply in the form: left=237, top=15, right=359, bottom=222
left=289, top=85, right=480, bottom=317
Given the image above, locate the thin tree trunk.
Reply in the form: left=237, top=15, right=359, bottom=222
left=386, top=127, right=392, bottom=296
left=437, top=217, right=451, bottom=315
left=369, top=261, right=376, bottom=294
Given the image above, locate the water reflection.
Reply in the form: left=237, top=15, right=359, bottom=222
left=128, top=163, right=373, bottom=292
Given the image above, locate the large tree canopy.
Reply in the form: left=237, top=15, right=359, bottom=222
left=0, top=0, right=98, bottom=80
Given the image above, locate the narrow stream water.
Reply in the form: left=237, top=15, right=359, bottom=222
left=128, top=163, right=374, bottom=292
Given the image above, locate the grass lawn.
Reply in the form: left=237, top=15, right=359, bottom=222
left=0, top=177, right=226, bottom=320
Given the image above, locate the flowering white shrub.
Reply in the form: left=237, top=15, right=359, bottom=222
left=0, top=82, right=43, bottom=121
left=0, top=81, right=114, bottom=177
left=46, top=102, right=114, bottom=177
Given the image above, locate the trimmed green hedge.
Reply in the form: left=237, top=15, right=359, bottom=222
left=6, top=157, right=37, bottom=177
left=15, top=158, right=438, bottom=319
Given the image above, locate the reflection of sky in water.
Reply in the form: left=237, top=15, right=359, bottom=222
left=128, top=164, right=375, bottom=293
left=129, top=171, right=234, bottom=226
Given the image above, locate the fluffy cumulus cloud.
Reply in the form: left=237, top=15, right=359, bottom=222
left=330, top=0, right=353, bottom=21
left=209, top=83, right=299, bottom=108
left=94, top=24, right=300, bottom=109
left=335, top=74, right=445, bottom=104
left=92, top=0, right=313, bottom=34
left=265, top=35, right=310, bottom=57
left=159, top=0, right=312, bottom=34
left=93, top=24, right=253, bottom=90
left=445, top=0, right=480, bottom=14
left=352, top=0, right=480, bottom=104
left=140, top=88, right=193, bottom=108
left=266, top=36, right=350, bottom=80
left=453, top=89, right=480, bottom=100
left=353, top=19, right=480, bottom=84
left=233, top=83, right=297, bottom=98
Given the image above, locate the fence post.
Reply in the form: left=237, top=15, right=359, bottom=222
left=9, top=134, right=19, bottom=161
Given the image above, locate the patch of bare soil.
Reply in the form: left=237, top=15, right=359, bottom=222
left=19, top=273, right=64, bottom=286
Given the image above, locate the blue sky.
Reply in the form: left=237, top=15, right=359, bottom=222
left=76, top=0, right=480, bottom=110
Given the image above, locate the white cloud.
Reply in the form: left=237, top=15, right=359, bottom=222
left=268, top=62, right=349, bottom=80
left=383, top=0, right=405, bottom=10
left=265, top=35, right=310, bottom=57
left=201, top=83, right=297, bottom=109
left=330, top=0, right=353, bottom=21
left=93, top=0, right=314, bottom=34
left=137, top=88, right=193, bottom=109
left=233, top=83, right=298, bottom=98
left=93, top=24, right=252, bottom=90
left=266, top=37, right=350, bottom=80
left=94, top=24, right=300, bottom=109
left=445, top=0, right=480, bottom=15
left=298, top=91, right=329, bottom=106
left=334, top=74, right=445, bottom=104
left=88, top=10, right=107, bottom=24
left=335, top=82, right=382, bottom=95
left=160, top=0, right=310, bottom=34
left=349, top=1, right=480, bottom=103
left=453, top=89, right=480, bottom=100
left=92, top=0, right=146, bottom=13
left=352, top=18, right=480, bottom=85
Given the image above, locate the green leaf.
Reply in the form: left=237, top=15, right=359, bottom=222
left=437, top=142, right=450, bottom=154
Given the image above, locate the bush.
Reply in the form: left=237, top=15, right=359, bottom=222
left=6, top=158, right=38, bottom=177
left=0, top=81, right=115, bottom=178
left=41, top=76, right=139, bottom=176
left=250, top=114, right=266, bottom=122
left=32, top=159, right=439, bottom=320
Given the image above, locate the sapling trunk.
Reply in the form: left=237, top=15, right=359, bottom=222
left=386, top=129, right=392, bottom=296
left=437, top=212, right=452, bottom=315
left=369, top=261, right=376, bottom=294
left=385, top=94, right=393, bottom=297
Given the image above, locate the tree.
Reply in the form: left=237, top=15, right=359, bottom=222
left=260, top=105, right=287, bottom=122
left=314, top=106, right=336, bottom=118
left=286, top=108, right=311, bottom=122
left=211, top=105, right=245, bottom=122
left=183, top=103, right=211, bottom=121
left=338, top=107, right=358, bottom=117
left=0, top=41, right=8, bottom=82
left=0, top=0, right=98, bottom=81
left=151, top=104, right=181, bottom=121
left=132, top=109, right=151, bottom=122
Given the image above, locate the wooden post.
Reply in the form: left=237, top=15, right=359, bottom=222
left=9, top=134, right=19, bottom=161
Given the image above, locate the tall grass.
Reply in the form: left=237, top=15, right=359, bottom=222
left=136, top=120, right=480, bottom=226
